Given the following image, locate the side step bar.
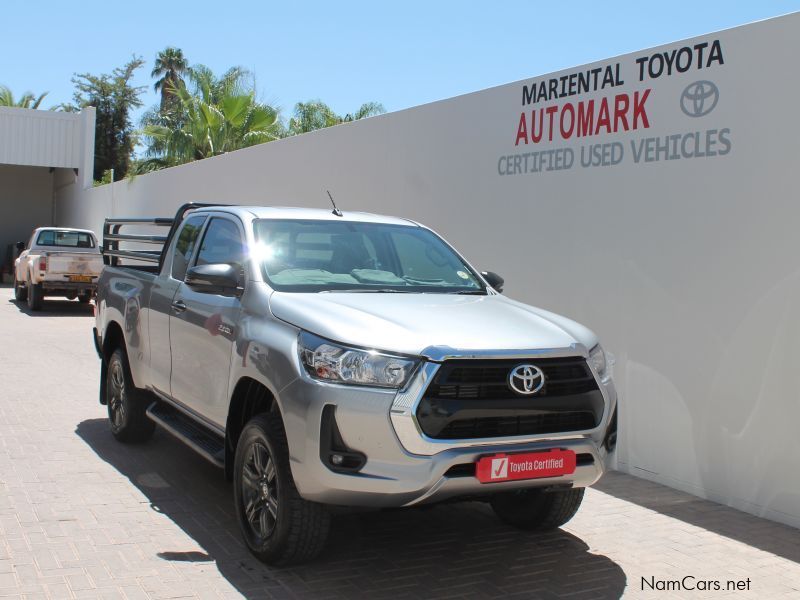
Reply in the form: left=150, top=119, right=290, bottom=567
left=146, top=402, right=225, bottom=468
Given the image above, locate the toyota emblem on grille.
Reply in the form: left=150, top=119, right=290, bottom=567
left=508, top=364, right=545, bottom=395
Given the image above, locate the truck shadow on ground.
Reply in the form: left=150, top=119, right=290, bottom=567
left=76, top=418, right=626, bottom=599
left=8, top=297, right=94, bottom=317
left=595, top=471, right=800, bottom=566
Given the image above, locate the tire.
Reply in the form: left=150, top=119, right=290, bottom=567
left=78, top=293, right=91, bottom=304
left=234, top=413, right=330, bottom=565
left=106, top=348, right=155, bottom=443
left=27, top=281, right=43, bottom=311
left=490, top=487, right=585, bottom=531
left=14, top=277, right=27, bottom=302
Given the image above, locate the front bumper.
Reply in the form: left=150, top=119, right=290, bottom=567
left=279, top=358, right=617, bottom=508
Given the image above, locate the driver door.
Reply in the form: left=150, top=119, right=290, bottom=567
left=148, top=214, right=207, bottom=397
left=169, top=216, right=245, bottom=429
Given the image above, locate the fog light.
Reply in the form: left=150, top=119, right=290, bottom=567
left=330, top=454, right=344, bottom=466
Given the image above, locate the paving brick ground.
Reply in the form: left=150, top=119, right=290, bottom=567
left=0, top=286, right=798, bottom=599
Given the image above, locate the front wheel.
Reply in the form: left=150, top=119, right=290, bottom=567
left=13, top=277, right=27, bottom=302
left=490, top=487, right=585, bottom=531
left=234, top=413, right=330, bottom=565
left=106, top=348, right=155, bottom=443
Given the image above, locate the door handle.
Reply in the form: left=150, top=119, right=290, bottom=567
left=171, top=300, right=187, bottom=313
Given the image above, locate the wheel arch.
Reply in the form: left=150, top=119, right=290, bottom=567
left=225, top=376, right=279, bottom=480
left=98, top=320, right=125, bottom=405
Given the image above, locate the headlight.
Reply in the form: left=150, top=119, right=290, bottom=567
left=589, top=344, right=613, bottom=382
left=298, top=332, right=419, bottom=388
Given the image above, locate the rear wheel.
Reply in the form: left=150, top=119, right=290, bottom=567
left=78, top=292, right=91, bottom=304
left=234, top=413, right=330, bottom=565
left=106, top=348, right=155, bottom=443
left=490, top=488, right=585, bottom=531
left=13, top=277, right=27, bottom=302
left=27, top=280, right=42, bottom=311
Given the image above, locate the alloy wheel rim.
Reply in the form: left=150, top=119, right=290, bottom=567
left=241, top=442, right=278, bottom=540
left=109, top=361, right=127, bottom=430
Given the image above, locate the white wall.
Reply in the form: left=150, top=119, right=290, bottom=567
left=0, top=106, right=95, bottom=270
left=0, top=107, right=80, bottom=167
left=0, top=165, right=56, bottom=271
left=57, top=14, right=800, bottom=527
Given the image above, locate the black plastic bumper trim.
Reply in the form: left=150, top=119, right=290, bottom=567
left=320, top=405, right=366, bottom=473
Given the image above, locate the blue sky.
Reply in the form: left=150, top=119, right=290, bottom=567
left=1, top=1, right=797, bottom=126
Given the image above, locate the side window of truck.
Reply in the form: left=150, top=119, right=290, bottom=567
left=195, top=218, right=245, bottom=268
left=172, top=216, right=207, bottom=280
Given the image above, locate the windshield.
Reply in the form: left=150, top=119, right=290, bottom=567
left=253, top=219, right=486, bottom=293
left=35, top=230, right=96, bottom=248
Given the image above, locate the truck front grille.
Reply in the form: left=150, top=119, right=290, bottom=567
left=416, top=357, right=603, bottom=440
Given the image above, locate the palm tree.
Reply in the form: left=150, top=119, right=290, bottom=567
left=0, top=85, right=48, bottom=109
left=151, top=47, right=188, bottom=113
left=137, top=65, right=282, bottom=172
left=342, top=101, right=385, bottom=122
left=288, top=100, right=385, bottom=135
left=288, top=100, right=339, bottom=135
left=187, top=65, right=250, bottom=103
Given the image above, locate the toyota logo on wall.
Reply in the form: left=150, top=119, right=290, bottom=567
left=680, top=80, right=719, bottom=117
left=508, top=364, right=545, bottom=395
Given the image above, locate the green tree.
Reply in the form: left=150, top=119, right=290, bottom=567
left=151, top=47, right=188, bottom=114
left=288, top=100, right=385, bottom=135
left=342, top=101, right=385, bottom=122
left=67, top=57, right=146, bottom=181
left=0, top=85, right=48, bottom=109
left=137, top=65, right=282, bottom=172
left=288, top=100, right=338, bottom=134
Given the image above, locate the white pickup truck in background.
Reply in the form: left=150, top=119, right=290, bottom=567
left=14, top=227, right=104, bottom=311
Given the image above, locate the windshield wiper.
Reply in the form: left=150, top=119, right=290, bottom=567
left=320, top=288, right=486, bottom=295
left=320, top=288, right=414, bottom=293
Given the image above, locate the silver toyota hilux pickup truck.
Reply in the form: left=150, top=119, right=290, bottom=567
left=94, top=203, right=618, bottom=565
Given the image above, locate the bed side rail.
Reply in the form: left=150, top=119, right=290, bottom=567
left=102, top=217, right=172, bottom=266
left=102, top=203, right=228, bottom=267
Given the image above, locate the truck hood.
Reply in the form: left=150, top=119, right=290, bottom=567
left=268, top=292, right=597, bottom=357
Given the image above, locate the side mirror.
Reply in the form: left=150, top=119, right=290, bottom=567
left=16, top=241, right=25, bottom=252
left=185, top=263, right=242, bottom=294
left=481, top=271, right=504, bottom=293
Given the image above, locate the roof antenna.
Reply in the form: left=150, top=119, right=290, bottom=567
left=327, top=190, right=343, bottom=217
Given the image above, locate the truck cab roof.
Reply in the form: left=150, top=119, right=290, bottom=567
left=186, top=205, right=421, bottom=228
left=33, top=226, right=97, bottom=235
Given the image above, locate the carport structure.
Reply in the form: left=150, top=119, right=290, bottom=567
left=0, top=106, right=94, bottom=280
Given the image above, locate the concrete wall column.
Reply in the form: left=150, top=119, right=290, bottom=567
left=78, top=107, right=96, bottom=190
